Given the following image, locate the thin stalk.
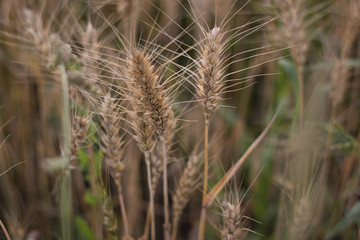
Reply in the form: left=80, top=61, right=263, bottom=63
left=171, top=219, right=178, bottom=240
left=118, top=192, right=130, bottom=238
left=198, top=114, right=209, bottom=240
left=143, top=206, right=151, bottom=239
left=145, top=152, right=156, bottom=240
left=161, top=137, right=171, bottom=240
left=198, top=208, right=206, bottom=240
left=0, top=219, right=11, bottom=240
left=60, top=64, right=72, bottom=240
left=298, top=64, right=304, bottom=127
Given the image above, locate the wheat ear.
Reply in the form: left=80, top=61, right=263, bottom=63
left=276, top=0, right=309, bottom=125
left=221, top=199, right=248, bottom=240
left=171, top=154, right=201, bottom=240
left=99, top=95, right=130, bottom=238
left=127, top=49, right=175, bottom=240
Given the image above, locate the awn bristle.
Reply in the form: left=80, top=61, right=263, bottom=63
left=171, top=154, right=201, bottom=239
left=221, top=199, right=247, bottom=240
left=69, top=116, right=89, bottom=169
left=100, top=95, right=126, bottom=191
left=196, top=27, right=225, bottom=115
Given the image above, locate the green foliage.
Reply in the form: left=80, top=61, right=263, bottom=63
left=75, top=216, right=96, bottom=240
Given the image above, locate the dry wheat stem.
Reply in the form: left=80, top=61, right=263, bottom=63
left=118, top=192, right=130, bottom=238
left=145, top=152, right=156, bottom=240
left=161, top=137, right=171, bottom=240
left=198, top=114, right=209, bottom=240
left=0, top=219, right=11, bottom=240
left=197, top=26, right=225, bottom=240
left=298, top=65, right=304, bottom=127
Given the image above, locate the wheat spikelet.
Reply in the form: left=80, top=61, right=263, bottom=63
left=171, top=154, right=201, bottom=240
left=128, top=106, right=156, bottom=154
left=195, top=27, right=225, bottom=116
left=100, top=95, right=125, bottom=191
left=101, top=189, right=118, bottom=240
left=150, top=153, right=163, bottom=191
left=289, top=197, right=311, bottom=240
left=221, top=199, right=247, bottom=240
left=69, top=116, right=89, bottom=169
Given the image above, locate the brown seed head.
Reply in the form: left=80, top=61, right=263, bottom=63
left=196, top=27, right=225, bottom=115
left=127, top=49, right=175, bottom=138
left=100, top=95, right=126, bottom=191
left=172, top=154, right=201, bottom=225
left=221, top=199, right=247, bottom=240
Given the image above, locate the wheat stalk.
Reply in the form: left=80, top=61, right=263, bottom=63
left=275, top=0, right=309, bottom=126
left=196, top=26, right=225, bottom=240
left=126, top=48, right=175, bottom=240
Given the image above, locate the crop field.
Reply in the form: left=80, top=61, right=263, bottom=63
left=0, top=0, right=359, bottom=239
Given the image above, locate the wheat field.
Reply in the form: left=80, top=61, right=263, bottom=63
left=0, top=0, right=359, bottom=239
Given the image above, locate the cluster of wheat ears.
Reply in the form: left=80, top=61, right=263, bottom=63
left=0, top=0, right=360, bottom=239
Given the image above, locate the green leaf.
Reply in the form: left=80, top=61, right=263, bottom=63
left=75, top=216, right=95, bottom=240
left=84, top=190, right=100, bottom=206
left=78, top=149, right=90, bottom=169
left=326, top=201, right=360, bottom=238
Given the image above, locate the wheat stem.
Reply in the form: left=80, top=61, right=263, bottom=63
left=297, top=64, right=304, bottom=127
left=60, top=64, right=72, bottom=240
left=198, top=208, right=207, bottom=240
left=198, top=114, right=209, bottom=240
left=145, top=152, right=156, bottom=240
left=118, top=192, right=130, bottom=238
left=0, top=219, right=11, bottom=240
left=161, top=137, right=171, bottom=240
